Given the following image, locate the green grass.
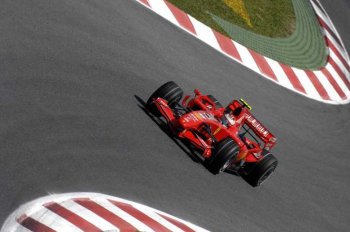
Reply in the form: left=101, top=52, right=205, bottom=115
left=167, top=0, right=296, bottom=38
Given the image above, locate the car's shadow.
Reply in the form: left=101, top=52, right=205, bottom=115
left=134, top=95, right=238, bottom=176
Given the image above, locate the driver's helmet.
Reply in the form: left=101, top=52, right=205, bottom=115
left=223, top=112, right=235, bottom=126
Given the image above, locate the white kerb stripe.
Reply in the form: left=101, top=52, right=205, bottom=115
left=14, top=225, right=32, bottom=232
left=311, top=2, right=338, bottom=41
left=156, top=212, right=200, bottom=232
left=311, top=1, right=347, bottom=49
left=311, top=1, right=332, bottom=28
left=133, top=204, right=185, bottom=232
left=329, top=49, right=350, bottom=76
left=233, top=41, right=260, bottom=73
left=148, top=0, right=179, bottom=26
left=58, top=200, right=119, bottom=232
left=326, top=63, right=350, bottom=94
left=292, top=67, right=322, bottom=99
left=188, top=15, right=221, bottom=51
left=323, top=29, right=348, bottom=59
left=92, top=198, right=155, bottom=232
left=264, top=57, right=294, bottom=89
left=313, top=0, right=350, bottom=61
left=313, top=70, right=342, bottom=101
left=21, top=204, right=83, bottom=232
left=324, top=31, right=350, bottom=65
left=311, top=1, right=326, bottom=16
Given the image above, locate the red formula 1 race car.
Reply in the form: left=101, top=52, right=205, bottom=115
left=147, top=81, right=278, bottom=187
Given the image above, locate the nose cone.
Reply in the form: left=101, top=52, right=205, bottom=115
left=179, top=113, right=202, bottom=129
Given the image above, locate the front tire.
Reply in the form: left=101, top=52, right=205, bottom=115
left=241, top=154, right=278, bottom=187
left=147, top=81, right=183, bottom=116
left=207, top=137, right=239, bottom=174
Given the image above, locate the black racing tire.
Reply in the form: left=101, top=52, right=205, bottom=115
left=147, top=81, right=183, bottom=116
left=207, top=95, right=223, bottom=108
left=207, top=137, right=239, bottom=174
left=241, top=154, right=278, bottom=187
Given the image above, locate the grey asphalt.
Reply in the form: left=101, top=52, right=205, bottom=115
left=1, top=0, right=349, bottom=231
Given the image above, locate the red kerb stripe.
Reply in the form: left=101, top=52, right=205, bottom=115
left=158, top=213, right=196, bottom=232
left=305, top=70, right=330, bottom=100
left=326, top=37, right=350, bottom=72
left=213, top=31, right=241, bottom=61
left=109, top=200, right=172, bottom=232
left=321, top=68, right=346, bottom=99
left=164, top=1, right=196, bottom=34
left=74, top=198, right=137, bottom=231
left=328, top=57, right=350, bottom=89
left=248, top=50, right=277, bottom=81
left=139, top=0, right=150, bottom=7
left=17, top=214, right=56, bottom=232
left=44, top=202, right=101, bottom=232
left=280, top=63, right=306, bottom=93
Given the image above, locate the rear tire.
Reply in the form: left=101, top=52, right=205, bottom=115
left=207, top=137, right=239, bottom=174
left=241, top=154, right=278, bottom=187
left=147, top=81, right=183, bottom=116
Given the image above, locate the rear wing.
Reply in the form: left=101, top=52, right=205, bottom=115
left=244, top=111, right=276, bottom=150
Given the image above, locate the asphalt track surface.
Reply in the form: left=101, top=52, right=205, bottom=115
left=1, top=0, right=349, bottom=231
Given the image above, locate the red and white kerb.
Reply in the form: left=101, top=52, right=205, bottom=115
left=136, top=0, right=350, bottom=104
left=1, top=193, right=209, bottom=232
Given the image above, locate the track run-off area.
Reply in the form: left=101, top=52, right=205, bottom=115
left=1, top=0, right=350, bottom=231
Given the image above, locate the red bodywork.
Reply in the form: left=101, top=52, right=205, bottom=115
left=153, top=89, right=276, bottom=165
